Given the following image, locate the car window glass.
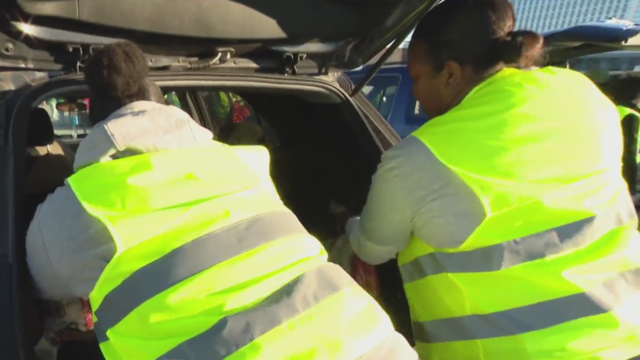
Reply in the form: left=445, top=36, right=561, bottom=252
left=164, top=91, right=182, bottom=107
left=199, top=91, right=257, bottom=127
left=349, top=74, right=400, bottom=119
left=39, top=98, right=92, bottom=140
left=198, top=91, right=265, bottom=144
left=163, top=90, right=199, bottom=119
left=39, top=91, right=192, bottom=143
left=405, top=95, right=430, bottom=127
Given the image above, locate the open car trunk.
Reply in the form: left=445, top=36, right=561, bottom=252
left=233, top=88, right=413, bottom=344
left=11, top=73, right=411, bottom=359
left=0, top=0, right=436, bottom=73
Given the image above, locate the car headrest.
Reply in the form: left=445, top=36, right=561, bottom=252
left=221, top=122, right=264, bottom=145
left=27, top=108, right=55, bottom=147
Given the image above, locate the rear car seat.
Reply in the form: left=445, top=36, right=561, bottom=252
left=219, top=121, right=265, bottom=145
left=26, top=108, right=75, bottom=197
left=22, top=108, right=77, bottom=357
left=25, top=107, right=76, bottom=242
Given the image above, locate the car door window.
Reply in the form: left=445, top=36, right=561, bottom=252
left=351, top=75, right=401, bottom=119
left=38, top=91, right=196, bottom=144
left=195, top=90, right=271, bottom=145
left=163, top=90, right=198, bottom=120
left=198, top=91, right=257, bottom=127
left=39, top=98, right=92, bottom=140
left=164, top=91, right=183, bottom=107
left=405, top=96, right=430, bottom=127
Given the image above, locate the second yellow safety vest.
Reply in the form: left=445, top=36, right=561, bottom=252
left=67, top=141, right=396, bottom=360
left=400, top=67, right=640, bottom=360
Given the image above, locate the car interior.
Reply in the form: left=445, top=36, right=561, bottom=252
left=10, top=74, right=412, bottom=359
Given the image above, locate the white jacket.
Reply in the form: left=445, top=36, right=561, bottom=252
left=26, top=101, right=213, bottom=300
left=27, top=100, right=419, bottom=360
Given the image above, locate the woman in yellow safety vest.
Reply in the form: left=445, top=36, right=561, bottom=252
left=342, top=0, right=640, bottom=359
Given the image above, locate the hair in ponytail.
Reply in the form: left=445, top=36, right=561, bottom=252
left=411, top=0, right=546, bottom=72
left=492, top=30, right=546, bottom=68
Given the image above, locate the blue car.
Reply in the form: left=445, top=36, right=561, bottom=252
left=349, top=19, right=640, bottom=137
left=347, top=64, right=428, bottom=138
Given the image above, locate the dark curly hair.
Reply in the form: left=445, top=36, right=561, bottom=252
left=599, top=72, right=640, bottom=108
left=84, top=41, right=150, bottom=124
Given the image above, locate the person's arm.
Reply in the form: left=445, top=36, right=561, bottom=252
left=345, top=136, right=486, bottom=265
left=345, top=145, right=412, bottom=265
left=26, top=203, right=77, bottom=301
left=26, top=185, right=115, bottom=301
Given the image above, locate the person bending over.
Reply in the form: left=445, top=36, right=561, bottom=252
left=27, top=41, right=416, bottom=360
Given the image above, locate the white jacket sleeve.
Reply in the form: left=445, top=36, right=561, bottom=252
left=347, top=136, right=488, bottom=265
left=346, top=144, right=413, bottom=265
left=26, top=185, right=115, bottom=300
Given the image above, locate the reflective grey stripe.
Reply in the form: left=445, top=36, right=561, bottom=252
left=400, top=202, right=637, bottom=283
left=413, top=268, right=640, bottom=344
left=94, top=210, right=307, bottom=343
left=158, top=263, right=357, bottom=360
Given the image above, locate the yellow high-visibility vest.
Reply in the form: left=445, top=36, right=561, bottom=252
left=400, top=67, right=640, bottom=360
left=67, top=141, right=396, bottom=360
